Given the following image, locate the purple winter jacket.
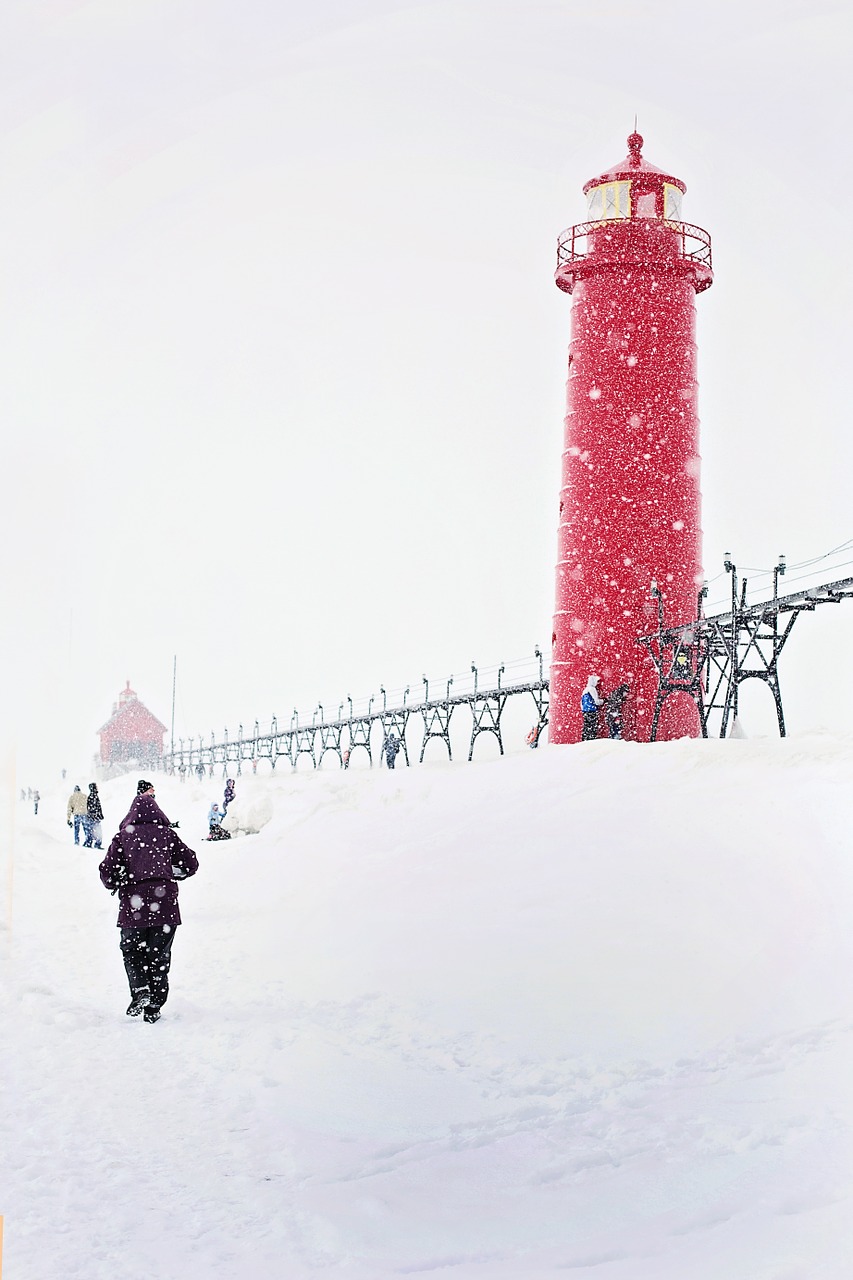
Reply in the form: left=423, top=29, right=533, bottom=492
left=99, top=794, right=199, bottom=928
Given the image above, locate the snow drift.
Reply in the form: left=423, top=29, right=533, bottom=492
left=2, top=736, right=852, bottom=1278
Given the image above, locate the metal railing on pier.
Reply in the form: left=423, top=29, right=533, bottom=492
left=164, top=651, right=550, bottom=777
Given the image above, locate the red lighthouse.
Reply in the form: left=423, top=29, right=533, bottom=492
left=550, top=133, right=713, bottom=743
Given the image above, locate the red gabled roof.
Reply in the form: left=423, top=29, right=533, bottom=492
left=99, top=686, right=167, bottom=736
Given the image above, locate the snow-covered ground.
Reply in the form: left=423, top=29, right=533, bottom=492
left=2, top=738, right=853, bottom=1278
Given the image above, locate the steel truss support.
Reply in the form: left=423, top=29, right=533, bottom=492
left=254, top=720, right=273, bottom=766
left=639, top=585, right=709, bottom=742
left=713, top=612, right=797, bottom=739
left=317, top=720, right=344, bottom=767
left=347, top=717, right=373, bottom=766
left=418, top=677, right=455, bottom=762
left=526, top=647, right=550, bottom=746
left=467, top=663, right=506, bottom=760
left=639, top=570, right=853, bottom=740
left=419, top=704, right=454, bottom=762
left=292, top=722, right=318, bottom=769
left=380, top=711, right=411, bottom=766
left=468, top=694, right=507, bottom=759
left=267, top=717, right=296, bottom=769
left=209, top=732, right=225, bottom=776
left=236, top=724, right=256, bottom=775
left=216, top=727, right=242, bottom=777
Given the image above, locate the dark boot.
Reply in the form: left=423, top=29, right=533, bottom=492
left=126, top=987, right=151, bottom=1017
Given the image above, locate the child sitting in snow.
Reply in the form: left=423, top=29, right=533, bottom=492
left=207, top=802, right=231, bottom=841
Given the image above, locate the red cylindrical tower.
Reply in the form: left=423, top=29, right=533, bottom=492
left=550, top=133, right=713, bottom=743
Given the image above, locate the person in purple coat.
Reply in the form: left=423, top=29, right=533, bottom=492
left=99, top=780, right=199, bottom=1023
left=222, top=778, right=236, bottom=814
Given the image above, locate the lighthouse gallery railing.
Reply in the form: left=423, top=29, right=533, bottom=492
left=556, top=219, right=713, bottom=275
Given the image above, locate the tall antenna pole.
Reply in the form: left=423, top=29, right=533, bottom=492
left=170, top=655, right=177, bottom=761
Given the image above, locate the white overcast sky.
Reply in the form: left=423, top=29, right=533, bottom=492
left=3, top=0, right=853, bottom=772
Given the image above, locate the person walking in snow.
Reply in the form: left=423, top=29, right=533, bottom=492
left=383, top=732, right=401, bottom=770
left=33, top=790, right=40, bottom=815
left=99, top=780, right=198, bottom=1023
left=604, top=684, right=629, bottom=740
left=67, top=785, right=88, bottom=844
left=84, top=782, right=105, bottom=849
left=222, top=778, right=236, bottom=814
left=580, top=675, right=603, bottom=741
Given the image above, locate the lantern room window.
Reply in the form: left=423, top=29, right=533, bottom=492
left=664, top=183, right=683, bottom=221
left=586, top=181, right=631, bottom=221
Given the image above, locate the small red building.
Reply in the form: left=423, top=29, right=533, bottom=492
left=98, top=682, right=167, bottom=766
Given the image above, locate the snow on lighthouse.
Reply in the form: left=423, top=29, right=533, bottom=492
left=550, top=132, right=713, bottom=743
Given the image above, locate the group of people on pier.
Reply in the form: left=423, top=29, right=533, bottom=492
left=66, top=783, right=105, bottom=848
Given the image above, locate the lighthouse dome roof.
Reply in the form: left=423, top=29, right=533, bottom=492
left=583, top=133, right=686, bottom=197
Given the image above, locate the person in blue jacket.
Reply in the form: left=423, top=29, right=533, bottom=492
left=207, top=802, right=231, bottom=841
left=580, top=674, right=603, bottom=741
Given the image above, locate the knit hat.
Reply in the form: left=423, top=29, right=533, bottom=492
left=137, top=779, right=155, bottom=795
